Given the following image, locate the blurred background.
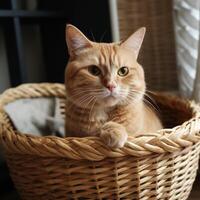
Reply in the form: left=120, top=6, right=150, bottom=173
left=0, top=0, right=200, bottom=199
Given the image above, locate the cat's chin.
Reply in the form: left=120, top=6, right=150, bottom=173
left=98, top=96, right=119, bottom=107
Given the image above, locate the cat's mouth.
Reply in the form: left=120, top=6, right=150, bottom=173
left=97, top=89, right=127, bottom=106
left=106, top=94, right=116, bottom=99
left=101, top=89, right=126, bottom=101
left=104, top=92, right=117, bottom=99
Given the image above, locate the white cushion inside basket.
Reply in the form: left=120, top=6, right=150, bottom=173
left=4, top=97, right=65, bottom=137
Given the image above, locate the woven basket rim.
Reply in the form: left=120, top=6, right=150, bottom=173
left=0, top=83, right=200, bottom=161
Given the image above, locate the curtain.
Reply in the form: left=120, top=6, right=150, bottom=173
left=173, top=0, right=200, bottom=100
left=193, top=6, right=200, bottom=101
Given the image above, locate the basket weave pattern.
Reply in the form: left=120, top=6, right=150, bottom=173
left=0, top=83, right=200, bottom=200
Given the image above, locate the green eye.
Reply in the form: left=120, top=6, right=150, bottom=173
left=88, top=65, right=101, bottom=76
left=118, top=67, right=129, bottom=76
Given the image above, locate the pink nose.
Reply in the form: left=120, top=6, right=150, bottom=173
left=106, top=84, right=116, bottom=92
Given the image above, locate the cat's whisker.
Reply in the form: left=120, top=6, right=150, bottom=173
left=128, top=91, right=160, bottom=114
left=123, top=94, right=158, bottom=116
left=143, top=98, right=161, bottom=115
left=129, top=89, right=160, bottom=113
left=69, top=89, right=103, bottom=101
left=75, top=95, right=95, bottom=108
left=66, top=95, right=96, bottom=131
left=145, top=89, right=155, bottom=94
left=100, top=30, right=106, bottom=42
left=66, top=94, right=94, bottom=113
left=143, top=95, right=160, bottom=112
left=70, top=89, right=100, bottom=97
left=70, top=90, right=105, bottom=99
left=71, top=88, right=105, bottom=93
left=69, top=91, right=92, bottom=100
left=120, top=97, right=137, bottom=105
left=130, top=89, right=156, bottom=103
left=82, top=88, right=105, bottom=92
left=82, top=95, right=96, bottom=115
left=118, top=92, right=139, bottom=105
left=90, top=30, right=96, bottom=42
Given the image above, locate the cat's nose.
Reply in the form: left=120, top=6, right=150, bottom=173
left=106, top=84, right=116, bottom=92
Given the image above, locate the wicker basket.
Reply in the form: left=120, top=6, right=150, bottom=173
left=0, top=83, right=200, bottom=200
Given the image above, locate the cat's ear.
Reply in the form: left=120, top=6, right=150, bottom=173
left=66, top=24, right=92, bottom=57
left=121, top=27, right=146, bottom=59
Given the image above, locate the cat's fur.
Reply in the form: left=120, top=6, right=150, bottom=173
left=65, top=24, right=163, bottom=148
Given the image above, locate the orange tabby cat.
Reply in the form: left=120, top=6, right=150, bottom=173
left=65, top=24, right=162, bottom=148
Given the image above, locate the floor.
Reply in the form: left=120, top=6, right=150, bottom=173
left=188, top=176, right=200, bottom=200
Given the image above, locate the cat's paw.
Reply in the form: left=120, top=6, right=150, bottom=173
left=100, top=122, right=128, bottom=148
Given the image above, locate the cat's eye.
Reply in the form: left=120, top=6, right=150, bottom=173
left=118, top=67, right=129, bottom=76
left=88, top=65, right=101, bottom=76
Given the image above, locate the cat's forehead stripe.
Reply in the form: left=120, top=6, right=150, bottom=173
left=99, top=45, right=119, bottom=70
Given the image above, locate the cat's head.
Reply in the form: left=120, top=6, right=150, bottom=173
left=65, top=24, right=146, bottom=108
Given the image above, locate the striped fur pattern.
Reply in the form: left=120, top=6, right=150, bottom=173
left=65, top=25, right=162, bottom=148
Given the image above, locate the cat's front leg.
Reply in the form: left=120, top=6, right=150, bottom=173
left=100, top=121, right=128, bottom=148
